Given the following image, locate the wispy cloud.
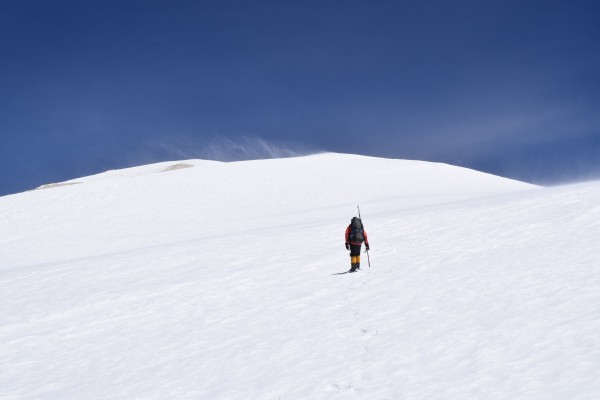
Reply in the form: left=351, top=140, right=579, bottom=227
left=137, top=135, right=324, bottom=163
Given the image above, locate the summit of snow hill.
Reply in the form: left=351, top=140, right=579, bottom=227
left=20, top=152, right=536, bottom=196
left=2, top=153, right=600, bottom=399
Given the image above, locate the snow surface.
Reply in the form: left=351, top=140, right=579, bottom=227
left=1, top=153, right=599, bottom=399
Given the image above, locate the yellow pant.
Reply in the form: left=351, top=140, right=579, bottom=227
left=351, top=255, right=361, bottom=264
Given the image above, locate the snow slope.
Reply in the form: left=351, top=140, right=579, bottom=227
left=1, top=153, right=599, bottom=399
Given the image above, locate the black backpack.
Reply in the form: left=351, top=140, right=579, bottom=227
left=349, top=217, right=365, bottom=243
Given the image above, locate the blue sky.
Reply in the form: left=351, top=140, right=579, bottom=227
left=1, top=0, right=599, bottom=195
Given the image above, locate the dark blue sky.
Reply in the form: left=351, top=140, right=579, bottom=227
left=2, top=0, right=599, bottom=195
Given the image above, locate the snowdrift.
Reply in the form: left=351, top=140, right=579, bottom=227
left=1, top=153, right=599, bottom=399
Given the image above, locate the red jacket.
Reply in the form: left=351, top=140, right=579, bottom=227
left=345, top=225, right=369, bottom=246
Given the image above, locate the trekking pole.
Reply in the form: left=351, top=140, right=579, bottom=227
left=357, top=205, right=371, bottom=268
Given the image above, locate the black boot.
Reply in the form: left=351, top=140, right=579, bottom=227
left=349, top=263, right=358, bottom=272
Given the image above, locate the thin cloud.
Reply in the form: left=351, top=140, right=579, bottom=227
left=140, top=135, right=324, bottom=163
